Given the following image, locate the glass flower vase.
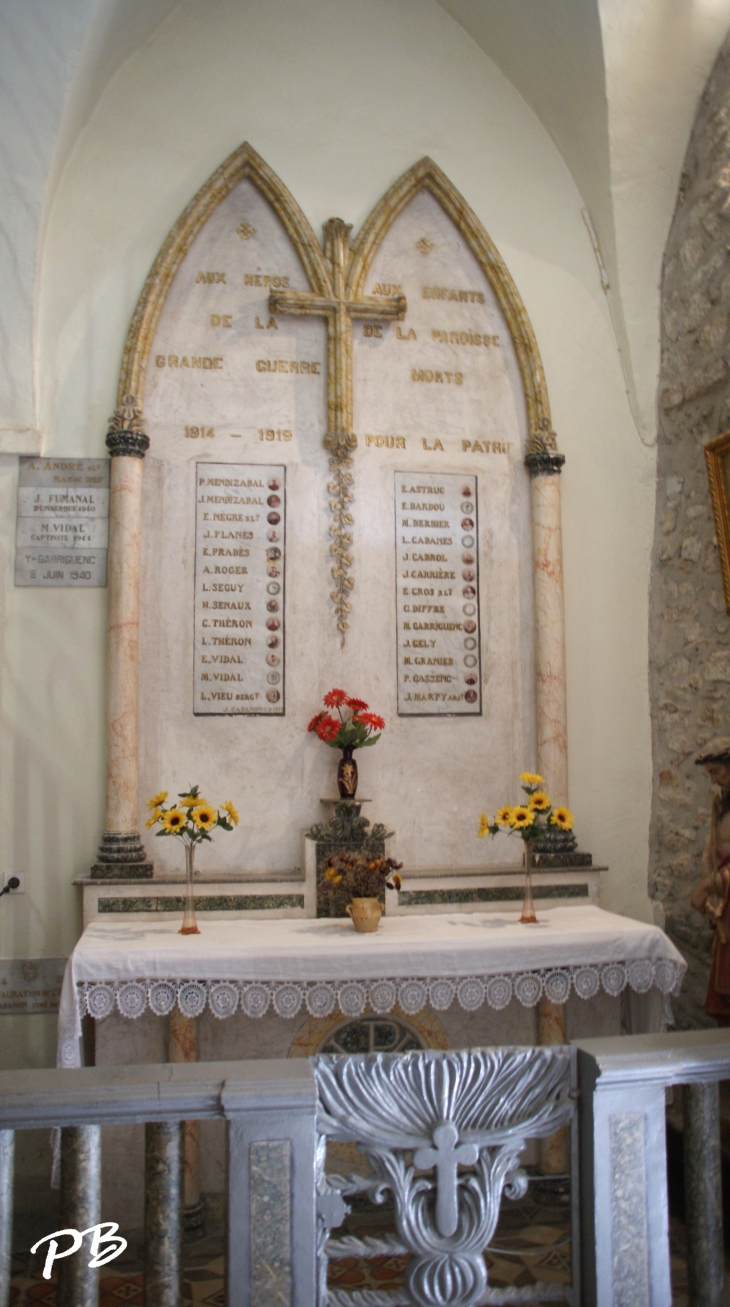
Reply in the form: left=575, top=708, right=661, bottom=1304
left=520, top=840, right=538, bottom=925
left=179, top=841, right=200, bottom=935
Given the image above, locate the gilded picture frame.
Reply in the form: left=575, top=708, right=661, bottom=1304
left=705, top=428, right=730, bottom=612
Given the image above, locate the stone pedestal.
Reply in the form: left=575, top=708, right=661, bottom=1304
left=305, top=799, right=393, bottom=918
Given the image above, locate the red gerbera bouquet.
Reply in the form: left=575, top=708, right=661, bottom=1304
left=307, top=688, right=385, bottom=750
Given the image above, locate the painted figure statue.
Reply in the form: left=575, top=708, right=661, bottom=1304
left=690, top=737, right=730, bottom=1025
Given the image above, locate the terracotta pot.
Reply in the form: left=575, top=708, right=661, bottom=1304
left=346, top=897, right=383, bottom=932
left=337, top=746, right=358, bottom=798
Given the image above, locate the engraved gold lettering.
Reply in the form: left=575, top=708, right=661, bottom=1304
left=422, top=439, right=444, bottom=451
left=432, top=329, right=499, bottom=347
left=363, top=324, right=382, bottom=338
left=422, top=287, right=485, bottom=304
left=255, top=359, right=320, bottom=374
left=258, top=429, right=293, bottom=442
left=461, top=439, right=511, bottom=454
left=364, top=434, right=407, bottom=449
left=245, top=274, right=290, bottom=289
left=157, top=355, right=222, bottom=370
left=185, top=426, right=215, bottom=439
left=396, top=327, right=417, bottom=341
left=411, top=369, right=463, bottom=385
left=372, top=283, right=403, bottom=296
left=196, top=272, right=226, bottom=283
left=211, top=314, right=232, bottom=328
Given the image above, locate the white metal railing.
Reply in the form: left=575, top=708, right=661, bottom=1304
left=0, top=1032, right=728, bottom=1307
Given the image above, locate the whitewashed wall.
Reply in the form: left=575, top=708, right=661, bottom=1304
left=0, top=0, right=665, bottom=1065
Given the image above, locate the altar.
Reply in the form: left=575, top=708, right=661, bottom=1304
left=58, top=896, right=685, bottom=1222
left=58, top=905, right=684, bottom=1069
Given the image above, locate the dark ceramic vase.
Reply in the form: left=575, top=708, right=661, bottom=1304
left=337, top=746, right=358, bottom=798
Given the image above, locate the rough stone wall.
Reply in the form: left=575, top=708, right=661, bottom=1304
left=652, top=32, right=730, bottom=1029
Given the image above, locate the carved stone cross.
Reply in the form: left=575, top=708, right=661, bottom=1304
left=414, top=1122, right=479, bottom=1238
left=269, top=218, right=406, bottom=643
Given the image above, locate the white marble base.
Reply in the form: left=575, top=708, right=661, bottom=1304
left=77, top=851, right=603, bottom=926
left=74, top=871, right=306, bottom=929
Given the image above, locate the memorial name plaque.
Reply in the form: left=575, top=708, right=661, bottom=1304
left=0, top=957, right=65, bottom=1015
left=396, top=470, right=481, bottom=716
left=194, top=461, right=285, bottom=715
left=15, top=457, right=109, bottom=587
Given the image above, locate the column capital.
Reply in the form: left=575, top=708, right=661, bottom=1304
left=106, top=394, right=150, bottom=458
left=525, top=417, right=565, bottom=476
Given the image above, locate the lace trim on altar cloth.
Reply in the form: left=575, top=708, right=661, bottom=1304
left=74, top=958, right=683, bottom=1026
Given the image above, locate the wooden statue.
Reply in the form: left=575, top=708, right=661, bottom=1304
left=690, top=738, right=730, bottom=1025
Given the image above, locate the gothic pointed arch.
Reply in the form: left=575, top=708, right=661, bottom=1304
left=118, top=141, right=331, bottom=404
left=347, top=157, right=551, bottom=439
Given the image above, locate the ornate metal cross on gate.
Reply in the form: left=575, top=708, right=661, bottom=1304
left=414, top=1121, right=479, bottom=1237
left=269, top=218, right=406, bottom=644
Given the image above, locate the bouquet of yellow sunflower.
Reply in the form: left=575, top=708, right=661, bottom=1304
left=478, top=772, right=573, bottom=844
left=146, top=786, right=239, bottom=935
left=146, top=785, right=239, bottom=844
left=478, top=773, right=573, bottom=924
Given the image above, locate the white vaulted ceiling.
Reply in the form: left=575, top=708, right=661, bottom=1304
left=436, top=0, right=730, bottom=441
left=2, top=0, right=730, bottom=448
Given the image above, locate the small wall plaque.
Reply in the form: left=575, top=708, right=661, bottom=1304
left=15, top=457, right=109, bottom=587
left=0, top=957, right=66, bottom=1014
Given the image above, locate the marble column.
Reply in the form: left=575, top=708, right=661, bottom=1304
left=0, top=1130, right=14, bottom=1307
left=526, top=426, right=568, bottom=808
left=92, top=396, right=152, bottom=878
left=537, top=997, right=569, bottom=1174
left=684, top=1080, right=724, bottom=1307
left=144, top=1122, right=183, bottom=1307
left=168, top=1011, right=203, bottom=1229
left=57, top=1126, right=101, bottom=1307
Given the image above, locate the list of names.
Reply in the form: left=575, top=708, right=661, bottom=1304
left=15, top=457, right=109, bottom=587
left=194, top=462, right=285, bottom=715
left=395, top=471, right=481, bottom=716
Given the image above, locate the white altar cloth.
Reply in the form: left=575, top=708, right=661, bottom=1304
left=57, top=906, right=685, bottom=1067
